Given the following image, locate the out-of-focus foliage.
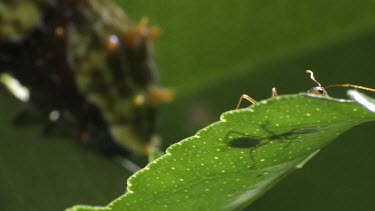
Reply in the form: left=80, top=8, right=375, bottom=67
left=1, top=0, right=375, bottom=210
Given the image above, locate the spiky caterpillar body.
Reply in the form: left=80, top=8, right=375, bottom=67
left=0, top=0, right=172, bottom=156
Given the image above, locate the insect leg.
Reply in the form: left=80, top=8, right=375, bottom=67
left=236, top=94, right=257, bottom=109
left=325, top=84, right=375, bottom=93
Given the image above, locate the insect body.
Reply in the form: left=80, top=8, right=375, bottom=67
left=236, top=70, right=375, bottom=108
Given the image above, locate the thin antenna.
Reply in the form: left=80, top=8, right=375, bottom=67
left=325, top=84, right=375, bottom=93
left=306, top=70, right=322, bottom=86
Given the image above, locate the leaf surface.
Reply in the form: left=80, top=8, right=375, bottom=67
left=69, top=92, right=375, bottom=211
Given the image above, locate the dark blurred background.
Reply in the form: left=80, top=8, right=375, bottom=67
left=1, top=0, right=375, bottom=210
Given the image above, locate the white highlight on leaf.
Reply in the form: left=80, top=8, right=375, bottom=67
left=348, top=90, right=375, bottom=112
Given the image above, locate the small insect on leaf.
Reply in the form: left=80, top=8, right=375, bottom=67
left=237, top=70, right=375, bottom=109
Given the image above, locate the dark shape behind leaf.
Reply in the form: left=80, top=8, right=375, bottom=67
left=0, top=0, right=173, bottom=156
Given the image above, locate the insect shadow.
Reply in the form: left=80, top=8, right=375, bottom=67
left=224, top=125, right=320, bottom=169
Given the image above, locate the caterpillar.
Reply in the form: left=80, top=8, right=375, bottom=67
left=0, top=0, right=173, bottom=157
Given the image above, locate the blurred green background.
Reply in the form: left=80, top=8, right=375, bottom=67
left=1, top=0, right=375, bottom=210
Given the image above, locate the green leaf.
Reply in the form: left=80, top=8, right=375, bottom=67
left=69, top=92, right=375, bottom=211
